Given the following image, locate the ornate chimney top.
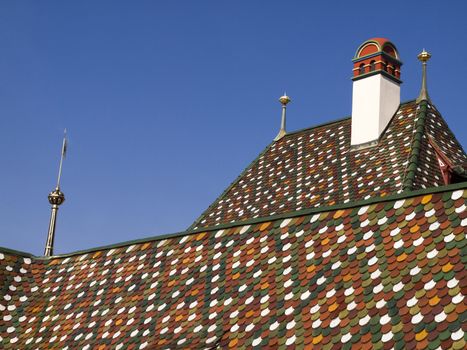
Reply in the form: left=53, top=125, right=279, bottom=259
left=351, top=38, right=402, bottom=148
left=352, top=37, right=402, bottom=83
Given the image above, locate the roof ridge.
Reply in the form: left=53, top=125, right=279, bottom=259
left=402, top=100, right=428, bottom=191
left=189, top=99, right=418, bottom=229
left=284, top=116, right=350, bottom=137
left=6, top=182, right=465, bottom=261
left=284, top=99, right=417, bottom=138
left=0, top=246, right=35, bottom=258
left=187, top=141, right=274, bottom=231
left=187, top=118, right=353, bottom=230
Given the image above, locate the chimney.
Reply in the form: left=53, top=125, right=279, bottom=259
left=351, top=38, right=402, bottom=148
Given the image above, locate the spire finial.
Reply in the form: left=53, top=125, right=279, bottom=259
left=279, top=92, right=291, bottom=106
left=416, top=49, right=431, bottom=103
left=44, top=131, right=68, bottom=256
left=274, top=93, right=291, bottom=141
left=56, top=129, right=68, bottom=190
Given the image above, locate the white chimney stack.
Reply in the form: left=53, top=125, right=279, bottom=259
left=351, top=38, right=402, bottom=148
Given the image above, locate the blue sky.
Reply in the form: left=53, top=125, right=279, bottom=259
left=1, top=1, right=466, bottom=255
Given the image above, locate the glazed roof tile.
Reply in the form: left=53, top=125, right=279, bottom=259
left=191, top=101, right=466, bottom=229
left=1, top=184, right=466, bottom=349
left=412, top=103, right=467, bottom=189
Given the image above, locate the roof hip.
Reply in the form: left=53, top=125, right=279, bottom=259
left=402, top=100, right=429, bottom=191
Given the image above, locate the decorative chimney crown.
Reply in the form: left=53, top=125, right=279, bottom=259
left=352, top=38, right=402, bottom=83
left=350, top=38, right=402, bottom=147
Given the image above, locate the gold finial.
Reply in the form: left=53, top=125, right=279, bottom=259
left=44, top=130, right=68, bottom=256
left=417, top=49, right=431, bottom=63
left=416, top=49, right=431, bottom=103
left=274, top=93, right=291, bottom=141
left=279, top=92, right=291, bottom=106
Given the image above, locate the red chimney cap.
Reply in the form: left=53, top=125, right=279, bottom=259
left=354, top=38, right=399, bottom=60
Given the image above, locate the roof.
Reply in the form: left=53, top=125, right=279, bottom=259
left=409, top=102, right=467, bottom=190
left=1, top=183, right=466, bottom=349
left=190, top=100, right=467, bottom=230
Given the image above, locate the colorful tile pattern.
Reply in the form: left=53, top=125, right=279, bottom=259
left=412, top=103, right=467, bottom=189
left=1, top=186, right=466, bottom=349
left=191, top=101, right=466, bottom=229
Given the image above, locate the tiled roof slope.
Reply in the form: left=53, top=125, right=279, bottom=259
left=191, top=101, right=467, bottom=229
left=411, top=103, right=467, bottom=190
left=1, top=184, right=466, bottom=349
